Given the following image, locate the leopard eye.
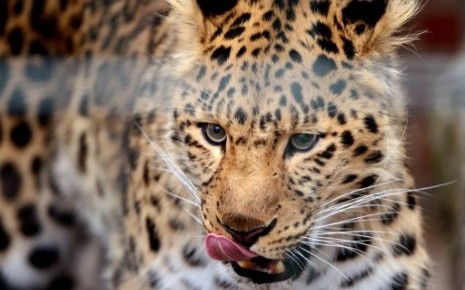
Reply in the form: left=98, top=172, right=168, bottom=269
left=288, top=134, right=318, bottom=152
left=201, top=123, right=227, bottom=146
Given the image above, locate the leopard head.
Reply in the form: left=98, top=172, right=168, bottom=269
left=165, top=0, right=418, bottom=283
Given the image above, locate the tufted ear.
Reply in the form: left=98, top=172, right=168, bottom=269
left=168, top=0, right=238, bottom=19
left=168, top=0, right=239, bottom=17
left=195, top=0, right=238, bottom=16
left=329, top=0, right=420, bottom=58
left=165, top=0, right=242, bottom=69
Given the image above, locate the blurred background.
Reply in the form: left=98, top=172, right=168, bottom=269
left=402, top=0, right=465, bottom=289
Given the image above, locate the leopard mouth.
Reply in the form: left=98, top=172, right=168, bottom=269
left=236, top=257, right=286, bottom=275
left=205, top=233, right=310, bottom=284
left=231, top=256, right=295, bottom=284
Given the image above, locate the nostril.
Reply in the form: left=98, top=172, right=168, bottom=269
left=224, top=226, right=266, bottom=247
left=223, top=218, right=277, bottom=248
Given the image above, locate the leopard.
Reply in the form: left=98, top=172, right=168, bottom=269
left=0, top=0, right=431, bottom=290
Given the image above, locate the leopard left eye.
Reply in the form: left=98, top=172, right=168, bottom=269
left=287, top=134, right=318, bottom=153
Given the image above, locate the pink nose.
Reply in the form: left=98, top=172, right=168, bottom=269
left=205, top=233, right=258, bottom=261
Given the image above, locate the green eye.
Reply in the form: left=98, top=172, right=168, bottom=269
left=202, top=123, right=227, bottom=146
left=289, top=134, right=318, bottom=152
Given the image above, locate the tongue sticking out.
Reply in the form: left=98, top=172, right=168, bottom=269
left=205, top=233, right=258, bottom=261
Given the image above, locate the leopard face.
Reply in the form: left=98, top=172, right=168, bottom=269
left=166, top=0, right=418, bottom=283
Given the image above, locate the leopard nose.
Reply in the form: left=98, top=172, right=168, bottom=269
left=221, top=215, right=277, bottom=248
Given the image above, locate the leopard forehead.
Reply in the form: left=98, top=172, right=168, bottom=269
left=172, top=0, right=397, bottom=132
left=181, top=61, right=380, bottom=133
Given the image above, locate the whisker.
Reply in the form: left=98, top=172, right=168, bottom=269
left=184, top=209, right=202, bottom=225
left=309, top=240, right=375, bottom=263
left=299, top=247, right=348, bottom=279
left=136, top=123, right=201, bottom=203
left=319, top=179, right=400, bottom=208
left=192, top=235, right=207, bottom=240
left=313, top=229, right=398, bottom=237
left=320, top=181, right=452, bottom=213
left=319, top=188, right=403, bottom=214
left=313, top=212, right=403, bottom=230
left=285, top=249, right=307, bottom=272
left=304, top=236, right=384, bottom=254
left=163, top=188, right=200, bottom=208
left=316, top=182, right=453, bottom=222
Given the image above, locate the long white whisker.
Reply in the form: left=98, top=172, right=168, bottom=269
left=319, top=179, right=399, bottom=207
left=313, top=212, right=400, bottom=230
left=316, top=182, right=453, bottom=223
left=299, top=247, right=347, bottom=279
left=285, top=249, right=307, bottom=272
left=164, top=189, right=200, bottom=208
left=136, top=123, right=201, bottom=203
left=184, top=209, right=202, bottom=225
left=304, top=236, right=384, bottom=254
left=308, top=240, right=374, bottom=263
left=319, top=189, right=403, bottom=216
left=320, top=181, right=452, bottom=214
left=313, top=229, right=397, bottom=237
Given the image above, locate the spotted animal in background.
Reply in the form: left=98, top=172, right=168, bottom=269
left=0, top=0, right=430, bottom=289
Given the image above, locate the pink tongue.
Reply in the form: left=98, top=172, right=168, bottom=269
left=205, top=233, right=258, bottom=261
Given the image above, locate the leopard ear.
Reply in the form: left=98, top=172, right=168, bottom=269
left=166, top=0, right=238, bottom=70
left=329, top=0, right=420, bottom=58
left=168, top=0, right=238, bottom=18
left=195, top=0, right=238, bottom=17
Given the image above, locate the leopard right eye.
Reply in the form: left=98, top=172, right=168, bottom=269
left=200, top=123, right=227, bottom=146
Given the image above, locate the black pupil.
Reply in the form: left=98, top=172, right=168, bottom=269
left=296, top=134, right=311, bottom=144
left=294, top=134, right=312, bottom=147
left=212, top=125, right=223, bottom=135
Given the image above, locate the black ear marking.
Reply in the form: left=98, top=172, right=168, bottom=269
left=196, top=0, right=238, bottom=16
left=342, top=0, right=388, bottom=28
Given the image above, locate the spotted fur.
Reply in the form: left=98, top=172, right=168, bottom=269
left=0, top=0, right=429, bottom=290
